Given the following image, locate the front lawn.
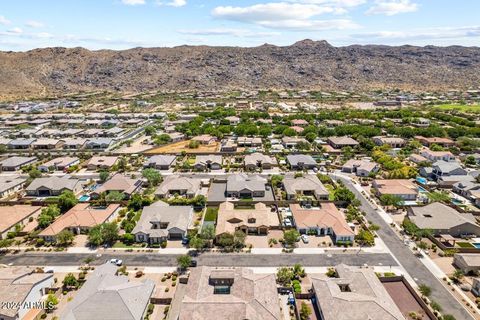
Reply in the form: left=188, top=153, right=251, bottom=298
left=456, top=242, right=475, bottom=248
left=325, top=184, right=336, bottom=201
left=204, top=207, right=218, bottom=222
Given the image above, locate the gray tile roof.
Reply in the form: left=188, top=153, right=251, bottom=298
left=408, top=202, right=479, bottom=231
left=0, top=156, right=37, bottom=168
left=286, top=154, right=317, bottom=167
left=61, top=263, right=155, bottom=320
left=26, top=176, right=80, bottom=192
left=226, top=174, right=266, bottom=193
left=145, top=155, right=176, bottom=167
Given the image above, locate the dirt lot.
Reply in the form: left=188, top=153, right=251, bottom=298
left=144, top=140, right=219, bottom=154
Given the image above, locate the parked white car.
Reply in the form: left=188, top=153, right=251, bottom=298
left=301, top=234, right=309, bottom=244
left=110, top=258, right=123, bottom=266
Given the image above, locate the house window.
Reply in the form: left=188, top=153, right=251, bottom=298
left=214, top=286, right=231, bottom=294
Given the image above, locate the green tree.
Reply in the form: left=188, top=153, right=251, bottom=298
left=189, top=236, right=205, bottom=251
left=177, top=255, right=192, bottom=270
left=233, top=230, right=246, bottom=249
left=88, top=222, right=119, bottom=246
left=122, top=233, right=135, bottom=245
left=355, top=229, right=375, bottom=246
left=127, top=193, right=152, bottom=211
left=142, top=168, right=162, bottom=187
left=87, top=225, right=104, bottom=246
left=428, top=191, right=451, bottom=203
left=300, top=302, right=312, bottom=320
left=276, top=267, right=294, bottom=286
left=450, top=269, right=464, bottom=284
left=29, top=167, right=42, bottom=179
left=105, top=191, right=125, bottom=202
left=217, top=232, right=234, bottom=248
left=37, top=205, right=60, bottom=228
left=45, top=293, right=58, bottom=311
left=63, top=273, right=79, bottom=288
left=99, top=170, right=109, bottom=182
left=56, top=230, right=74, bottom=246
left=144, top=125, right=156, bottom=136
left=283, top=230, right=300, bottom=248
left=58, top=190, right=78, bottom=213
left=379, top=194, right=403, bottom=209
left=333, top=187, right=356, bottom=204
left=418, top=284, right=431, bottom=297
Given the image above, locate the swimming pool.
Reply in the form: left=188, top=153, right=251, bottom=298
left=418, top=186, right=428, bottom=193
left=451, top=198, right=463, bottom=205
left=416, top=176, right=427, bottom=185
left=79, top=195, right=90, bottom=202
left=473, top=243, right=480, bottom=249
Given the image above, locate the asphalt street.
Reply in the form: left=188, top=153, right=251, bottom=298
left=333, top=173, right=475, bottom=320
left=0, top=252, right=396, bottom=267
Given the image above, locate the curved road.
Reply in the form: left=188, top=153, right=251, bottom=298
left=332, top=173, right=474, bottom=320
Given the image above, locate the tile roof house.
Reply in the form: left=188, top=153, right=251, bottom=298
left=215, top=202, right=278, bottom=239
left=0, top=175, right=27, bottom=199
left=420, top=149, right=455, bottom=162
left=155, top=175, right=202, bottom=198
left=0, top=156, right=37, bottom=171
left=237, top=136, right=262, bottom=147
left=26, top=176, right=83, bottom=197
left=61, top=263, right=155, bottom=320
left=39, top=203, right=120, bottom=242
left=244, top=153, right=277, bottom=170
left=226, top=174, right=267, bottom=199
left=310, top=264, right=405, bottom=320
left=0, top=205, right=42, bottom=240
left=290, top=203, right=354, bottom=243
left=194, top=155, right=222, bottom=171
left=327, top=136, right=359, bottom=149
left=407, top=202, right=480, bottom=237
left=373, top=136, right=406, bottom=148
left=372, top=179, right=418, bottom=201
left=144, top=155, right=176, bottom=170
left=85, top=138, right=115, bottom=149
left=432, top=161, right=468, bottom=181
left=92, top=174, right=142, bottom=199
left=132, top=201, right=193, bottom=243
left=192, top=134, right=216, bottom=145
left=0, top=267, right=54, bottom=320
left=283, top=175, right=329, bottom=200
left=86, top=156, right=119, bottom=170
left=342, top=159, right=379, bottom=177
left=7, top=138, right=36, bottom=150
left=282, top=137, right=308, bottom=149
left=454, top=253, right=480, bottom=274
left=38, top=156, right=79, bottom=172
left=286, top=154, right=317, bottom=170
left=62, top=138, right=87, bottom=150
left=415, top=136, right=455, bottom=147
left=179, top=267, right=282, bottom=320
left=32, top=138, right=64, bottom=150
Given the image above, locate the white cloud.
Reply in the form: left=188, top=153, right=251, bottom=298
left=156, top=0, right=187, bottom=7
left=178, top=28, right=280, bottom=38
left=351, top=26, right=480, bottom=42
left=0, top=15, right=11, bottom=25
left=7, top=27, right=23, bottom=34
left=121, top=0, right=146, bottom=5
left=212, top=2, right=359, bottom=31
left=25, top=20, right=44, bottom=28
left=366, top=0, right=418, bottom=16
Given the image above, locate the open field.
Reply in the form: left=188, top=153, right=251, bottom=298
left=144, top=140, right=219, bottom=154
left=432, top=104, right=480, bottom=112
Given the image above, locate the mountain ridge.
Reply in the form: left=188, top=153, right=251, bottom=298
left=1, top=40, right=479, bottom=99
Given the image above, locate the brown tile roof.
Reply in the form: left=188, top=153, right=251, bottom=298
left=373, top=179, right=418, bottom=196
left=0, top=205, right=42, bottom=233
left=39, top=203, right=119, bottom=236
left=290, top=203, right=354, bottom=236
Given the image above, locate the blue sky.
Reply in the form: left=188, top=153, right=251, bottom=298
left=0, top=0, right=479, bottom=51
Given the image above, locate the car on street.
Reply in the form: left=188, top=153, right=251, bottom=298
left=110, top=258, right=123, bottom=266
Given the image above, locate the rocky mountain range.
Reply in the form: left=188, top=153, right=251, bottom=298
left=0, top=40, right=479, bottom=99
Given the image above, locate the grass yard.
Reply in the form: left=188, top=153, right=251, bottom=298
left=144, top=140, right=220, bottom=154
left=456, top=242, right=475, bottom=248
left=204, top=207, right=218, bottom=222
left=325, top=184, right=336, bottom=201
left=433, top=104, right=480, bottom=113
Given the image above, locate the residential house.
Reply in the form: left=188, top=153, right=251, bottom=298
left=92, top=174, right=142, bottom=199
left=155, top=175, right=202, bottom=198
left=32, top=138, right=63, bottom=150
left=133, top=201, right=193, bottom=243
left=373, top=136, right=406, bottom=148
left=244, top=153, right=277, bottom=170
left=286, top=154, right=317, bottom=170
left=237, top=136, right=262, bottom=147
left=407, top=202, right=480, bottom=237
left=327, top=136, right=359, bottom=149
left=87, top=156, right=118, bottom=170
left=179, top=267, right=282, bottom=320
left=192, top=134, right=216, bottom=145
left=291, top=119, right=309, bottom=127
left=342, top=159, right=379, bottom=177
left=85, top=138, right=114, bottom=149
left=194, top=155, right=222, bottom=171
left=282, top=137, right=308, bottom=149
left=220, top=139, right=237, bottom=152
left=453, top=180, right=480, bottom=198
left=454, top=253, right=480, bottom=274
left=283, top=175, right=329, bottom=200
left=7, top=138, right=35, bottom=150
left=409, top=154, right=429, bottom=164
left=39, top=204, right=120, bottom=242
left=60, top=263, right=155, bottom=320
left=26, top=176, right=82, bottom=197
left=0, top=175, right=27, bottom=198
left=0, top=267, right=54, bottom=320
left=144, top=155, right=176, bottom=170
left=225, top=174, right=267, bottom=199
left=225, top=116, right=240, bottom=125
left=0, top=156, right=37, bottom=171
left=62, top=138, right=87, bottom=150
left=415, top=136, right=455, bottom=147
left=0, top=205, right=42, bottom=239
left=420, top=149, right=455, bottom=162
left=372, top=179, right=418, bottom=201
left=432, top=161, right=468, bottom=181
left=38, top=156, right=79, bottom=172
left=168, top=132, right=185, bottom=142
left=310, top=264, right=405, bottom=320
left=290, top=203, right=354, bottom=243
left=215, top=202, right=278, bottom=240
